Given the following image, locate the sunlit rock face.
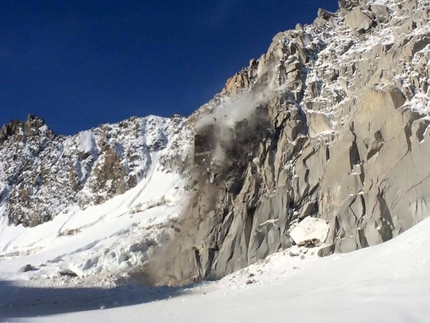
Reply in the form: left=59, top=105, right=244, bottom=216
left=144, top=0, right=430, bottom=285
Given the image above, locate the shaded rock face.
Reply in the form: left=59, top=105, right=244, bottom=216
left=0, top=115, right=185, bottom=227
left=145, top=0, right=430, bottom=285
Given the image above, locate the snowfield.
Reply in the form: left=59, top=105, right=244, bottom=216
left=0, top=163, right=188, bottom=283
left=1, top=216, right=430, bottom=322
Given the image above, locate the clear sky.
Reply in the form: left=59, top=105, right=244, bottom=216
left=0, top=1, right=338, bottom=135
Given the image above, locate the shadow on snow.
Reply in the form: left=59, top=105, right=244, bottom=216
left=0, top=279, right=195, bottom=320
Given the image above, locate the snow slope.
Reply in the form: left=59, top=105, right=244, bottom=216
left=2, top=216, right=430, bottom=322
left=0, top=159, right=188, bottom=284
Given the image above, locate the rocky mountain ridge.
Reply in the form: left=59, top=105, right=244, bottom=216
left=0, top=114, right=185, bottom=227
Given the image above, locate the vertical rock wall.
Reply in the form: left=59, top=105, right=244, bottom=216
left=147, top=0, right=430, bottom=285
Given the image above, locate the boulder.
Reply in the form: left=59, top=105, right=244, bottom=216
left=290, top=217, right=330, bottom=246
left=317, top=244, right=335, bottom=257
left=59, top=269, right=78, bottom=277
left=18, top=264, right=37, bottom=273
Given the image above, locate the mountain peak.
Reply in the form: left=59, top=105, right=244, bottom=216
left=0, top=114, right=54, bottom=144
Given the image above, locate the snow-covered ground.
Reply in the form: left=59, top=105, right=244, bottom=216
left=1, top=216, right=430, bottom=322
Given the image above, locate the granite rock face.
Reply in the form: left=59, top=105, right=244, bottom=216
left=144, top=0, right=430, bottom=285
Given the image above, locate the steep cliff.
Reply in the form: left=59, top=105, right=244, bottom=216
left=146, top=0, right=430, bottom=285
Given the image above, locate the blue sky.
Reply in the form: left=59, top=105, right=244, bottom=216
left=0, top=1, right=338, bottom=135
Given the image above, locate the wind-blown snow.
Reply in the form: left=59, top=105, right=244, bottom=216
left=77, top=131, right=97, bottom=155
